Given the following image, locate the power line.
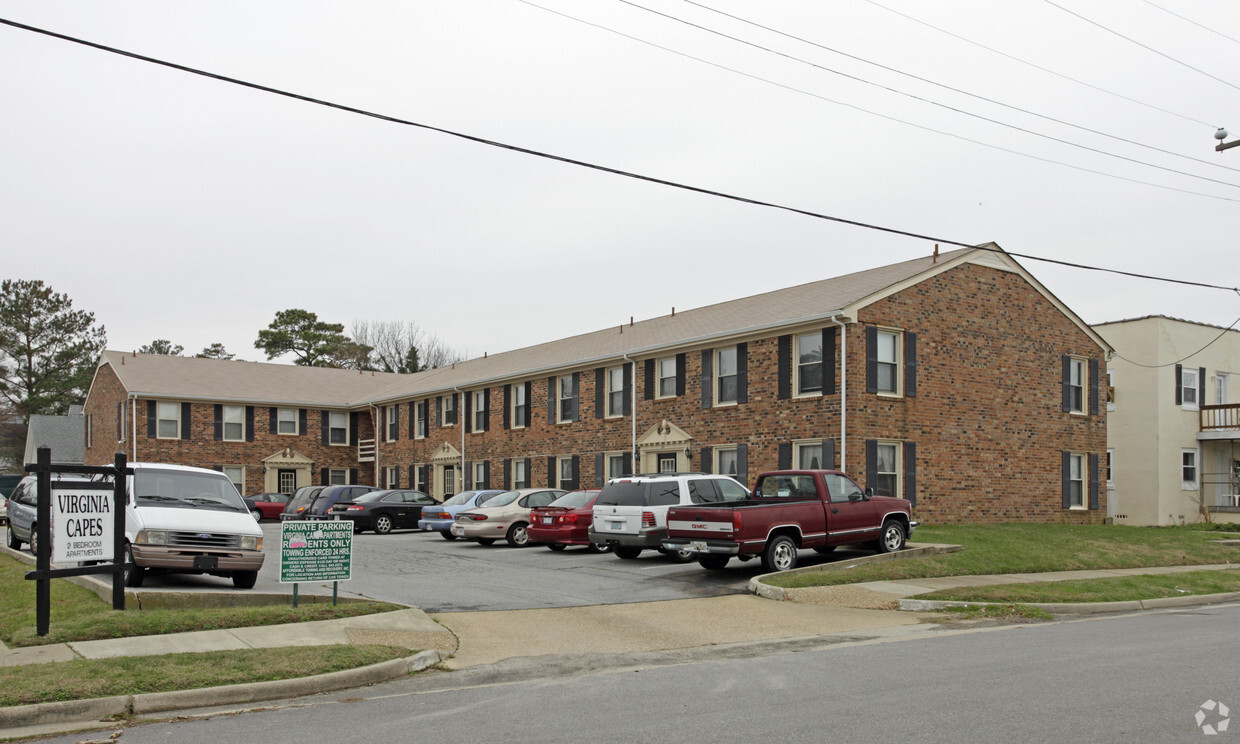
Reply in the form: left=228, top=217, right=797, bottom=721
left=0, top=15, right=1236, bottom=297
left=1043, top=0, right=1240, bottom=93
left=862, top=0, right=1216, bottom=128
left=1138, top=0, right=1240, bottom=48
left=612, top=0, right=1240, bottom=191
left=680, top=0, right=1240, bottom=178
left=1112, top=315, right=1240, bottom=368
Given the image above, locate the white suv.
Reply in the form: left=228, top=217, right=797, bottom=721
left=589, top=473, right=749, bottom=561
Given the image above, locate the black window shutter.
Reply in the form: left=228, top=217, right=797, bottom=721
left=572, top=372, right=581, bottom=422
left=595, top=368, right=605, bottom=419
left=595, top=453, right=604, bottom=487
left=701, top=447, right=712, bottom=474
left=436, top=396, right=442, bottom=427
left=622, top=363, right=632, bottom=415
left=1199, top=367, right=1207, bottom=407
left=522, top=382, right=532, bottom=427
left=571, top=455, right=580, bottom=490
left=393, top=467, right=401, bottom=488
left=905, top=332, right=918, bottom=398
left=1174, top=365, right=1183, bottom=405
left=349, top=468, right=358, bottom=485
left=865, top=326, right=879, bottom=394
left=503, top=458, right=512, bottom=489
left=823, top=327, right=836, bottom=396
left=147, top=400, right=156, bottom=437
left=408, top=402, right=416, bottom=438
left=464, top=392, right=472, bottom=434
left=483, top=460, right=491, bottom=489
left=547, top=377, right=556, bottom=424
left=524, top=458, right=532, bottom=486
left=1062, top=356, right=1072, bottom=412
left=866, top=440, right=879, bottom=491
left=672, top=353, right=684, bottom=396
left=904, top=441, right=917, bottom=506
left=701, top=350, right=713, bottom=409
left=464, top=462, right=472, bottom=489
left=1089, top=453, right=1099, bottom=510
left=778, top=442, right=792, bottom=470
left=777, top=334, right=791, bottom=400
left=546, top=456, right=555, bottom=488
left=213, top=404, right=223, bottom=441
left=503, top=385, right=511, bottom=430
left=392, top=404, right=400, bottom=441
left=381, top=468, right=387, bottom=488
left=409, top=465, right=416, bottom=490
left=299, top=408, right=307, bottom=436
left=181, top=403, right=191, bottom=439
left=1061, top=451, right=1071, bottom=509
left=736, top=444, right=748, bottom=485
left=350, top=412, right=359, bottom=445
left=737, top=343, right=748, bottom=404
left=644, top=359, right=655, bottom=400
left=321, top=411, right=330, bottom=445
left=320, top=468, right=329, bottom=486
left=269, top=407, right=278, bottom=435
left=421, top=465, right=429, bottom=491
left=622, top=452, right=632, bottom=477
left=1089, top=358, right=1099, bottom=415
left=246, top=406, right=255, bottom=442
left=822, top=439, right=835, bottom=470
left=483, top=388, right=490, bottom=431
left=117, top=401, right=123, bottom=440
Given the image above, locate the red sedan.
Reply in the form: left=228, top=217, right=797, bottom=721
left=245, top=493, right=291, bottom=520
left=528, top=489, right=609, bottom=552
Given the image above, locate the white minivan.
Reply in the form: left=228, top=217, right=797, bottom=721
left=7, top=462, right=265, bottom=589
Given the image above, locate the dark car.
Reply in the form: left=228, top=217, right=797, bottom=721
left=328, top=489, right=437, bottom=534
left=281, top=486, right=324, bottom=521
left=245, top=492, right=290, bottom=520
left=303, top=485, right=377, bottom=520
left=528, top=489, right=609, bottom=552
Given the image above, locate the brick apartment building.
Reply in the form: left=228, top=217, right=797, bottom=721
left=82, top=244, right=1109, bottom=524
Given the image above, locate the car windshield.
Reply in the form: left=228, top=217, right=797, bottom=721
left=133, top=469, right=248, bottom=513
left=483, top=490, right=520, bottom=507
left=548, top=490, right=596, bottom=509
left=442, top=491, right=481, bottom=507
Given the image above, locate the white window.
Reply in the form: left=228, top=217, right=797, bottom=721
left=1106, top=449, right=1114, bottom=489
left=795, top=441, right=825, bottom=470
left=1182, top=448, right=1198, bottom=489
left=874, top=442, right=900, bottom=498
left=1067, top=357, right=1085, bottom=414
left=157, top=401, right=180, bottom=439
left=876, top=331, right=900, bottom=395
left=329, top=468, right=349, bottom=485
left=329, top=411, right=348, bottom=445
left=416, top=401, right=427, bottom=439
left=1181, top=368, right=1199, bottom=410
left=278, top=470, right=297, bottom=495
left=223, top=405, right=244, bottom=442
left=386, top=405, right=398, bottom=442
left=223, top=466, right=244, bottom=494
left=657, top=357, right=677, bottom=399
left=277, top=408, right=298, bottom=435
left=413, top=464, right=427, bottom=492
left=473, top=461, right=486, bottom=489
left=1216, top=373, right=1229, bottom=405
left=443, top=394, right=457, bottom=426
left=386, top=466, right=399, bottom=488
left=558, top=457, right=574, bottom=489
left=715, top=447, right=739, bottom=478
left=513, top=459, right=528, bottom=489
left=473, top=390, right=486, bottom=432
left=512, top=384, right=527, bottom=429
left=715, top=347, right=738, bottom=405
left=1067, top=453, right=1085, bottom=508
left=607, top=453, right=627, bottom=480
left=1106, top=368, right=1116, bottom=411
left=606, top=366, right=625, bottom=417
left=796, top=333, right=823, bottom=396
left=558, top=375, right=576, bottom=423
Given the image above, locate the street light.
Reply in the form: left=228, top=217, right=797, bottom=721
left=1216, top=127, right=1240, bottom=152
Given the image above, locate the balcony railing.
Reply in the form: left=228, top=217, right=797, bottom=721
left=1201, top=404, right=1240, bottom=431
left=357, top=438, right=375, bottom=463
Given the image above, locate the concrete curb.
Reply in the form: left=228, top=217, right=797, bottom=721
left=899, top=591, right=1240, bottom=615
left=0, top=649, right=444, bottom=731
left=748, top=543, right=963, bottom=600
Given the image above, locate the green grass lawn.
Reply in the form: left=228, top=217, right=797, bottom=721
left=917, top=568, right=1240, bottom=604
left=765, top=524, right=1240, bottom=589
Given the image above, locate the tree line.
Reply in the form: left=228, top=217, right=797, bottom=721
left=0, top=279, right=462, bottom=468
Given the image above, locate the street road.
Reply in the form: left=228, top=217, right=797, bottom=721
left=35, top=602, right=1240, bottom=743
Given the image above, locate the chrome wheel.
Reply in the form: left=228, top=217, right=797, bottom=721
left=374, top=514, right=394, bottom=534
left=762, top=535, right=797, bottom=572
left=506, top=522, right=529, bottom=547
left=877, top=521, right=906, bottom=553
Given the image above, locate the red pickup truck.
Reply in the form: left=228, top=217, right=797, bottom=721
left=661, top=469, right=916, bottom=572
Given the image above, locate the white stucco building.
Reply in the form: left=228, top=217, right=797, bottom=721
left=1094, top=316, right=1239, bottom=526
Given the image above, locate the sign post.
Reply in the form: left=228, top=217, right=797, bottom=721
left=279, top=520, right=352, bottom=606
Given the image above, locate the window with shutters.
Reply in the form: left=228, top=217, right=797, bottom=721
left=715, top=447, right=739, bottom=478
left=513, top=459, right=528, bottom=489
left=415, top=401, right=428, bottom=439
left=606, top=453, right=627, bottom=480
left=875, top=330, right=901, bottom=395
left=470, top=390, right=486, bottom=432
left=606, top=366, right=625, bottom=418
left=873, top=441, right=900, bottom=498
left=222, top=405, right=244, bottom=441
left=386, top=405, right=398, bottom=442
left=444, top=395, right=457, bottom=426
left=329, top=411, right=348, bottom=445
left=657, top=357, right=677, bottom=399
left=1067, top=357, right=1086, bottom=414
left=557, top=456, right=575, bottom=490
left=386, top=466, right=399, bottom=488
left=1181, top=368, right=1199, bottom=411
left=277, top=408, right=298, bottom=435
left=715, top=347, right=739, bottom=406
left=473, top=461, right=486, bottom=489
left=223, top=466, right=244, bottom=494
left=512, top=384, right=527, bottom=429
left=414, top=464, right=427, bottom=493
left=329, top=468, right=348, bottom=485
left=557, top=375, right=576, bottom=423
left=794, top=441, right=824, bottom=470
left=157, top=401, right=180, bottom=439
left=795, top=333, right=823, bottom=396
left=1066, top=452, right=1085, bottom=508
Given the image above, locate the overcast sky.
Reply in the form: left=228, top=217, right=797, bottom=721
left=2, top=1, right=1238, bottom=366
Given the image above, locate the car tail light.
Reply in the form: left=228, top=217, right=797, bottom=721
left=732, top=512, right=742, bottom=532
left=346, top=505, right=364, bottom=511
left=641, top=511, right=656, bottom=528
left=435, top=511, right=450, bottom=519
left=466, top=514, right=487, bottom=521
left=560, top=513, right=579, bottom=524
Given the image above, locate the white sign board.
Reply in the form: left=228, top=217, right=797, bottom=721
left=51, top=489, right=116, bottom=563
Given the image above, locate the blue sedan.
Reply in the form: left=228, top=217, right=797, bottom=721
left=418, top=490, right=509, bottom=540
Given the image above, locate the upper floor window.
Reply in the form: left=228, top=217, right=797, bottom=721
left=443, top=394, right=457, bottom=426
left=386, top=405, right=399, bottom=442
left=415, top=400, right=428, bottom=439
left=1067, top=357, right=1086, bottom=414
left=558, top=375, right=577, bottom=423
left=223, top=405, right=244, bottom=442
left=716, top=347, right=739, bottom=405
left=657, top=357, right=677, bottom=398
left=796, top=333, right=823, bottom=396
left=157, top=401, right=180, bottom=439
left=277, top=408, right=298, bottom=435
left=1217, top=373, right=1230, bottom=406
left=473, top=390, right=487, bottom=432
left=1181, top=368, right=1199, bottom=410
left=875, top=331, right=900, bottom=395
left=606, top=366, right=625, bottom=418
left=512, top=383, right=527, bottom=429
left=329, top=411, right=348, bottom=445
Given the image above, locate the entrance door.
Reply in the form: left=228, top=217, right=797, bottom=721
left=277, top=469, right=297, bottom=495
left=657, top=453, right=678, bottom=474
left=436, top=464, right=459, bottom=500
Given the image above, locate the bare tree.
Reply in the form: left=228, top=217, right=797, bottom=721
left=350, top=320, right=463, bottom=374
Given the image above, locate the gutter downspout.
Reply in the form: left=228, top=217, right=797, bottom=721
left=831, top=315, right=849, bottom=471
left=622, top=354, right=637, bottom=476
left=453, top=388, right=465, bottom=488
left=370, top=404, right=380, bottom=487
left=129, top=394, right=138, bottom=463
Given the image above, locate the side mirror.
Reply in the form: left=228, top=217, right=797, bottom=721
left=864, top=487, right=874, bottom=499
